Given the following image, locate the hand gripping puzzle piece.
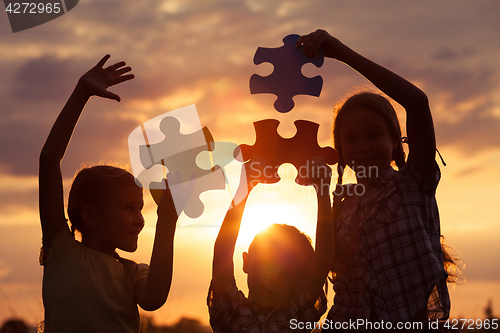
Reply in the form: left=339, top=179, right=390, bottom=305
left=128, top=105, right=226, bottom=220
left=249, top=34, right=324, bottom=113
left=237, top=119, right=338, bottom=186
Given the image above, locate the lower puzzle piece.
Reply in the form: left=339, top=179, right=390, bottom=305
left=250, top=34, right=324, bottom=113
left=237, top=119, right=338, bottom=185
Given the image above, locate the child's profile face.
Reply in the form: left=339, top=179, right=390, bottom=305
left=339, top=106, right=397, bottom=174
left=94, top=184, right=145, bottom=254
left=244, top=245, right=309, bottom=310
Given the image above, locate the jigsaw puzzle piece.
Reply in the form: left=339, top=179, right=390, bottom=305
left=129, top=104, right=205, bottom=187
left=238, top=119, right=338, bottom=186
left=129, top=105, right=228, bottom=220
left=250, top=34, right=324, bottom=113
left=159, top=144, right=214, bottom=184
left=136, top=164, right=168, bottom=190
left=143, top=128, right=223, bottom=220
left=196, top=141, right=250, bottom=207
left=196, top=142, right=240, bottom=173
left=169, top=166, right=226, bottom=220
left=139, top=116, right=211, bottom=171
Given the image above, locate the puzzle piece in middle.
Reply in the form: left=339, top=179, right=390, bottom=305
left=250, top=34, right=324, bottom=113
left=237, top=119, right=338, bottom=185
left=137, top=115, right=226, bottom=219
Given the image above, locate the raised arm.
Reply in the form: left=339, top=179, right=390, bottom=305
left=210, top=157, right=266, bottom=302
left=211, top=171, right=250, bottom=303
left=136, top=181, right=177, bottom=311
left=39, top=55, right=134, bottom=258
left=303, top=157, right=335, bottom=296
left=297, top=30, right=436, bottom=182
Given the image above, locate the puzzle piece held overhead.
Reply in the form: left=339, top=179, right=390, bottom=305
left=129, top=106, right=226, bottom=220
left=237, top=119, right=338, bottom=185
left=139, top=116, right=214, bottom=183
left=139, top=123, right=225, bottom=219
left=250, top=34, right=324, bottom=113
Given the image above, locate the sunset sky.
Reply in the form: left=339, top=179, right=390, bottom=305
left=1, top=0, right=500, bottom=326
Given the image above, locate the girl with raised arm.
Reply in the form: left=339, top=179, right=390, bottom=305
left=39, top=55, right=178, bottom=332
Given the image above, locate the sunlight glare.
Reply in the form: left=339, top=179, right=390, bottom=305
left=236, top=164, right=319, bottom=249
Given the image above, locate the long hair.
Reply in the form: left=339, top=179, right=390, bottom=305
left=441, top=236, right=462, bottom=284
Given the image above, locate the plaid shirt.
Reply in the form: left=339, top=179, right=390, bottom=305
left=328, top=158, right=450, bottom=331
left=208, top=278, right=327, bottom=333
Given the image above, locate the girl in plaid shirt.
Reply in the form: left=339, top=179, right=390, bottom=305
left=297, top=30, right=453, bottom=332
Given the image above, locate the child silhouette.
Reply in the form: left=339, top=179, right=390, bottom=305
left=39, top=55, right=178, bottom=332
left=297, top=30, right=453, bottom=332
left=208, top=157, right=335, bottom=332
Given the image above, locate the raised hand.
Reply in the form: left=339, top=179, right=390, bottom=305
left=78, top=54, right=134, bottom=102
left=296, top=29, right=344, bottom=59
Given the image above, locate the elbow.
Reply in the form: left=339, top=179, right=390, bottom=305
left=139, top=296, right=168, bottom=312
left=39, top=149, right=61, bottom=167
left=140, top=304, right=162, bottom=312
left=411, top=89, right=430, bottom=110
left=418, top=91, right=429, bottom=108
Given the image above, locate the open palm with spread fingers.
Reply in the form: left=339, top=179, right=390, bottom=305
left=78, top=54, right=134, bottom=102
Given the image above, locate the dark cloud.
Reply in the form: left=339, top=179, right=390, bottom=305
left=432, top=47, right=459, bottom=61
left=0, top=117, right=47, bottom=175
left=367, top=56, right=500, bottom=155
left=11, top=56, right=80, bottom=101
left=432, top=46, right=476, bottom=61
left=58, top=111, right=140, bottom=176
left=436, top=112, right=500, bottom=154
left=0, top=104, right=139, bottom=176
left=375, top=56, right=499, bottom=108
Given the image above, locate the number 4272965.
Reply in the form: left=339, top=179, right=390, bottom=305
left=444, top=318, right=498, bottom=330
left=5, top=3, right=62, bottom=14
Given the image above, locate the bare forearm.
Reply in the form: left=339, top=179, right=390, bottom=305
left=214, top=199, right=247, bottom=256
left=335, top=45, right=429, bottom=108
left=139, top=223, right=176, bottom=311
left=39, top=83, right=92, bottom=249
left=314, top=192, right=334, bottom=269
left=304, top=189, right=334, bottom=295
left=212, top=198, right=247, bottom=294
left=40, top=83, right=91, bottom=163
